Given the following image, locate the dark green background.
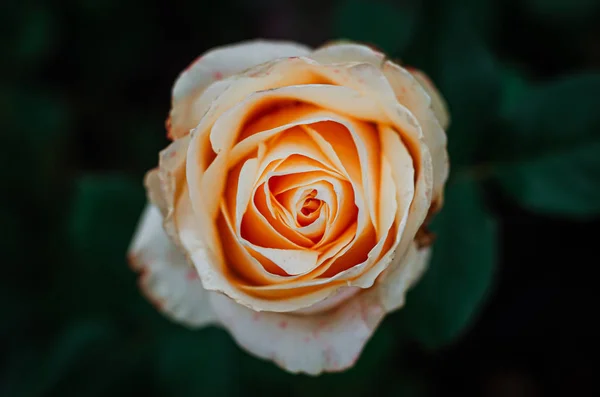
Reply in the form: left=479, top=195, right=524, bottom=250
left=2, top=0, right=599, bottom=396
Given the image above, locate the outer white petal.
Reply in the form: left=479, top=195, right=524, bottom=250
left=409, top=68, right=450, bottom=130
left=382, top=61, right=449, bottom=208
left=209, top=243, right=430, bottom=375
left=169, top=40, right=311, bottom=139
left=128, top=204, right=218, bottom=327
left=310, top=42, right=385, bottom=67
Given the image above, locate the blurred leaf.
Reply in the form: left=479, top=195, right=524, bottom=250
left=493, top=74, right=600, bottom=216
left=66, top=174, right=149, bottom=318
left=435, top=10, right=502, bottom=167
left=496, top=143, right=600, bottom=216
left=0, top=2, right=58, bottom=72
left=1, top=319, right=120, bottom=397
left=395, top=180, right=497, bottom=348
left=499, top=74, right=600, bottom=156
left=499, top=66, right=531, bottom=119
left=156, top=328, right=241, bottom=397
left=40, top=319, right=119, bottom=394
left=439, top=0, right=500, bottom=40
left=69, top=174, right=145, bottom=266
left=1, top=87, right=71, bottom=198
left=333, top=0, right=419, bottom=55
left=121, top=110, right=168, bottom=171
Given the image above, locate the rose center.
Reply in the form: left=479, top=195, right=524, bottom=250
left=301, top=198, right=321, bottom=215
left=295, top=189, right=323, bottom=226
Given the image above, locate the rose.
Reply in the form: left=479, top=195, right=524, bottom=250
left=129, top=40, right=449, bottom=375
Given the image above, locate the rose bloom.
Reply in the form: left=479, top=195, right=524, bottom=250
left=129, top=40, right=449, bottom=375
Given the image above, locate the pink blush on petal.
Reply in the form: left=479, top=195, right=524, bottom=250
left=185, top=269, right=199, bottom=280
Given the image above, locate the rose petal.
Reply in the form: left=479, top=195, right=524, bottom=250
left=144, top=168, right=167, bottom=216
left=169, top=40, right=311, bottom=139
left=383, top=61, right=449, bottom=208
left=176, top=50, right=435, bottom=313
left=208, top=291, right=381, bottom=375
left=378, top=243, right=430, bottom=312
left=409, top=68, right=450, bottom=130
left=129, top=204, right=218, bottom=327
left=212, top=84, right=388, bottom=158
left=310, top=43, right=385, bottom=67
left=245, top=247, right=319, bottom=276
left=379, top=125, right=430, bottom=274
left=209, top=243, right=430, bottom=375
left=156, top=135, right=191, bottom=246
left=252, top=182, right=317, bottom=247
left=248, top=125, right=342, bottom=178
left=218, top=203, right=290, bottom=283
left=187, top=106, right=370, bottom=260
left=185, top=110, right=414, bottom=309
left=180, top=186, right=352, bottom=310
left=378, top=153, right=398, bottom=239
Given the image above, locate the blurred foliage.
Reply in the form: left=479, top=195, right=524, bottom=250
left=1, top=0, right=599, bottom=396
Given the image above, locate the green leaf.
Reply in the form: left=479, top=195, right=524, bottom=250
left=499, top=66, right=531, bottom=119
left=156, top=328, right=241, bottom=397
left=496, top=142, right=600, bottom=216
left=494, top=74, right=600, bottom=216
left=66, top=174, right=149, bottom=318
left=333, top=0, right=419, bottom=56
left=69, top=174, right=145, bottom=266
left=1, top=319, right=122, bottom=397
left=439, top=0, right=500, bottom=40
left=1, top=88, right=72, bottom=198
left=394, top=180, right=498, bottom=349
left=435, top=10, right=502, bottom=166
left=0, top=4, right=58, bottom=72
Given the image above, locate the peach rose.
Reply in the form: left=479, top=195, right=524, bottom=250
left=129, top=40, right=449, bottom=375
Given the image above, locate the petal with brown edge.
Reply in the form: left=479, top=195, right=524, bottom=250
left=129, top=204, right=218, bottom=327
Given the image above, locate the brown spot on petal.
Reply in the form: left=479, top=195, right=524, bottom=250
left=415, top=200, right=440, bottom=249
left=165, top=115, right=174, bottom=140
left=137, top=270, right=166, bottom=310
left=429, top=199, right=442, bottom=217
left=213, top=71, right=223, bottom=80
left=415, top=225, right=436, bottom=249
left=127, top=252, right=141, bottom=271
left=278, top=320, right=288, bottom=329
